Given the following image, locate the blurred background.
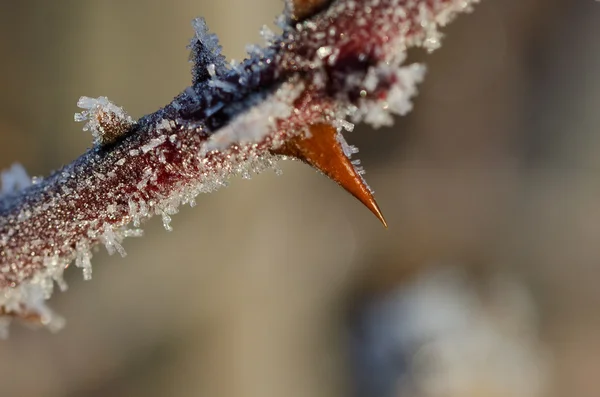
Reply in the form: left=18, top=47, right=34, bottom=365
left=0, top=0, right=599, bottom=396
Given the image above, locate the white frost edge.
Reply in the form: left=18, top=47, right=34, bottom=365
left=201, top=81, right=305, bottom=154
left=0, top=163, right=31, bottom=196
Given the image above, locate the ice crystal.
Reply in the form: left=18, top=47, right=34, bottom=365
left=202, top=81, right=305, bottom=154
left=349, top=62, right=426, bottom=128
left=0, top=163, right=31, bottom=196
left=260, top=25, right=276, bottom=44
left=336, top=131, right=359, bottom=158
left=0, top=257, right=67, bottom=336
left=141, top=136, right=167, bottom=153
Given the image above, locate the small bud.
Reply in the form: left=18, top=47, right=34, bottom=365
left=75, top=96, right=135, bottom=146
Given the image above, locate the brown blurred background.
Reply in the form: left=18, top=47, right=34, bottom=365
left=0, top=1, right=599, bottom=396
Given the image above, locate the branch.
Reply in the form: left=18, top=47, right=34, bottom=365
left=0, top=0, right=479, bottom=332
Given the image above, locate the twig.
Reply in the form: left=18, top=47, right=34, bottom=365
left=0, top=0, right=479, bottom=332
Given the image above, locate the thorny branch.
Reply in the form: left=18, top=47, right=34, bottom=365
left=0, top=0, right=479, bottom=332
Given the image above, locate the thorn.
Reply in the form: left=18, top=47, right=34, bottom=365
left=286, top=0, right=332, bottom=22
left=0, top=307, right=42, bottom=324
left=188, top=17, right=227, bottom=85
left=272, top=123, right=388, bottom=227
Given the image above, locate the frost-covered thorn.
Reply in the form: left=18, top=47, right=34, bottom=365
left=189, top=17, right=228, bottom=85
left=272, top=123, right=387, bottom=227
left=74, top=96, right=135, bottom=146
left=0, top=307, right=55, bottom=334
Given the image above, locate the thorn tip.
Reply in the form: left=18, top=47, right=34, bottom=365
left=272, top=123, right=388, bottom=227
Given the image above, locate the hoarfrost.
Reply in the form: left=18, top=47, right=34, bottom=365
left=317, top=45, right=333, bottom=59
left=75, top=241, right=93, bottom=281
left=207, top=63, right=216, bottom=78
left=161, top=213, right=173, bottom=232
left=0, top=256, right=68, bottom=336
left=260, top=25, right=276, bottom=44
left=202, top=81, right=304, bottom=154
left=336, top=132, right=359, bottom=158
left=336, top=130, right=370, bottom=189
left=207, top=79, right=238, bottom=93
left=100, top=224, right=127, bottom=257
left=155, top=119, right=172, bottom=132
left=141, top=135, right=167, bottom=153
left=352, top=63, right=426, bottom=128
left=0, top=163, right=31, bottom=196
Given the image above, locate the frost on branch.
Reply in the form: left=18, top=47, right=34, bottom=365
left=0, top=163, right=31, bottom=196
left=351, top=61, right=426, bottom=128
left=0, top=0, right=480, bottom=333
left=202, top=80, right=305, bottom=154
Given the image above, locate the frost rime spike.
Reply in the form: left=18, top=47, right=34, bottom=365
left=272, top=123, right=387, bottom=227
left=189, top=17, right=228, bottom=85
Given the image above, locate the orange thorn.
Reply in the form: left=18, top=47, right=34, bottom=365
left=272, top=123, right=388, bottom=227
left=0, top=306, right=44, bottom=324
left=286, top=0, right=331, bottom=22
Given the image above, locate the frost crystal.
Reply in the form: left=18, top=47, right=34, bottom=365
left=350, top=62, right=426, bottom=128
left=336, top=131, right=359, bottom=158
left=0, top=163, right=31, bottom=196
left=260, top=25, right=276, bottom=44
left=141, top=135, right=167, bottom=153
left=202, top=81, right=304, bottom=154
left=75, top=96, right=135, bottom=146
left=0, top=257, right=67, bottom=336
